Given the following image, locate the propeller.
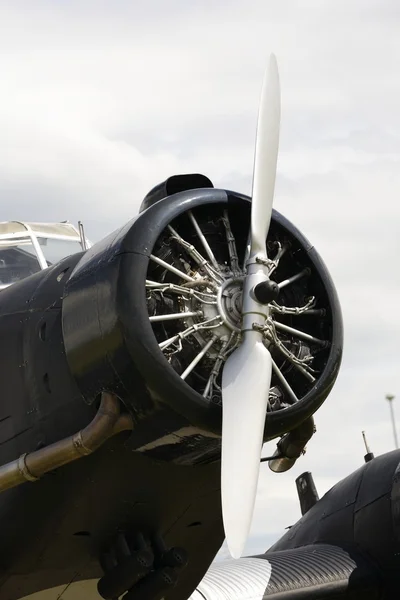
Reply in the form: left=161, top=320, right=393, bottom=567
left=221, top=54, right=281, bottom=559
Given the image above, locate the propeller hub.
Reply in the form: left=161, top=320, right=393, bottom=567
left=253, top=279, right=280, bottom=305
left=216, top=277, right=244, bottom=333
left=180, top=274, right=243, bottom=356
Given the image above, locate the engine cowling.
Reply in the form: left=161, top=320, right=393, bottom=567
left=61, top=175, right=343, bottom=462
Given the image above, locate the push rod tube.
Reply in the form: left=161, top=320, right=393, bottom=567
left=0, top=392, right=132, bottom=493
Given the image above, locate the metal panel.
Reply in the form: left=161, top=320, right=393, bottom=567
left=189, top=557, right=272, bottom=600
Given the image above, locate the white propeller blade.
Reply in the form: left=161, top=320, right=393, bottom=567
left=251, top=54, right=281, bottom=256
left=220, top=54, right=281, bottom=559
left=221, top=337, right=272, bottom=559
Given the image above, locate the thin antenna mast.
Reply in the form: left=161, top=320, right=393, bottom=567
left=78, top=221, right=88, bottom=251
left=385, top=394, right=399, bottom=449
left=361, top=431, right=374, bottom=463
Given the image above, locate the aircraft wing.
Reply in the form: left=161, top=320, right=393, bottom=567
left=188, top=543, right=381, bottom=599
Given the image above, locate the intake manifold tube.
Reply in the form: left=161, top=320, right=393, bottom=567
left=0, top=392, right=132, bottom=494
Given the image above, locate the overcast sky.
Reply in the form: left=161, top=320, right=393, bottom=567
left=1, top=0, right=400, bottom=561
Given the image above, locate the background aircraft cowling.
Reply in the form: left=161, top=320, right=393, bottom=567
left=189, top=450, right=400, bottom=599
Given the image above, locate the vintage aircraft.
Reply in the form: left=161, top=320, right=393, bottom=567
left=189, top=447, right=400, bottom=599
left=0, top=56, right=345, bottom=598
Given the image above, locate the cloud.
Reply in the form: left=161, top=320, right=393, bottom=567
left=1, top=0, right=400, bottom=564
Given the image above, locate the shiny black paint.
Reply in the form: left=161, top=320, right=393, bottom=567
left=0, top=252, right=92, bottom=463
left=0, top=238, right=223, bottom=599
left=140, top=173, right=214, bottom=212
left=296, top=471, right=319, bottom=515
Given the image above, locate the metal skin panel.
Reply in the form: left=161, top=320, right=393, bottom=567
left=189, top=546, right=379, bottom=600
left=263, top=545, right=380, bottom=599
left=189, top=557, right=272, bottom=600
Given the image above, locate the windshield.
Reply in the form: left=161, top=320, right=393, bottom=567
left=0, top=239, right=41, bottom=287
left=37, top=238, right=83, bottom=266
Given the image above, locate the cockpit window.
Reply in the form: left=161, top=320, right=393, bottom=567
left=0, top=222, right=87, bottom=290
left=0, top=240, right=41, bottom=286
left=37, top=238, right=83, bottom=266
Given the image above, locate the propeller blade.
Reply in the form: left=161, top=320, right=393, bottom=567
left=250, top=53, right=281, bottom=257
left=220, top=54, right=281, bottom=558
left=221, top=335, right=272, bottom=559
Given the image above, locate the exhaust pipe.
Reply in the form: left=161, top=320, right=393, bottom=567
left=268, top=417, right=315, bottom=473
left=0, top=392, right=132, bottom=493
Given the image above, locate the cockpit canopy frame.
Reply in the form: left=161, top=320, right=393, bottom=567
left=0, top=220, right=90, bottom=290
